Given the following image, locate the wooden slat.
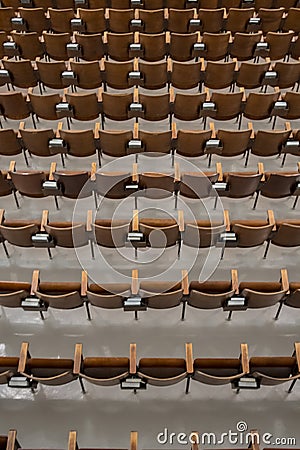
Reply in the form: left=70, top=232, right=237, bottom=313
left=267, top=209, right=276, bottom=231
left=49, top=162, right=57, bottom=181
left=280, top=268, right=289, bottom=292
left=223, top=209, right=230, bottom=232
left=18, top=342, right=29, bottom=373
left=68, top=431, right=78, bottom=450
left=81, top=271, right=88, bottom=297
left=294, top=342, right=300, bottom=371
left=216, top=162, right=223, bottom=181
left=40, top=210, right=49, bottom=232
left=132, top=210, right=139, bottom=232
left=90, top=162, right=97, bottom=182
left=73, top=343, right=83, bottom=375
left=30, top=270, right=39, bottom=296
left=240, top=343, right=250, bottom=374
left=6, top=431, right=17, bottom=450
left=131, top=269, right=139, bottom=295
left=86, top=210, right=93, bottom=233
left=231, top=269, right=239, bottom=294
left=185, top=343, right=194, bottom=374
left=178, top=210, right=184, bottom=232
left=130, top=343, right=137, bottom=375
left=181, top=270, right=189, bottom=296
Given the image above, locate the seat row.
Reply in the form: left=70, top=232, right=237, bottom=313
left=1, top=30, right=299, bottom=62
left=2, top=6, right=300, bottom=35
left=1, top=121, right=299, bottom=168
left=0, top=341, right=299, bottom=393
left=2, top=57, right=300, bottom=93
left=0, top=88, right=299, bottom=131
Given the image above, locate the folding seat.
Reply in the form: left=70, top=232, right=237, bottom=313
left=0, top=356, right=19, bottom=385
left=268, top=219, right=300, bottom=256
left=138, top=125, right=176, bottom=159
left=250, top=125, right=291, bottom=163
left=282, top=7, right=300, bottom=34
left=2, top=59, right=38, bottom=90
left=55, top=0, right=74, bottom=7
left=0, top=7, right=16, bottom=33
left=249, top=342, right=300, bottom=392
left=192, top=343, right=249, bottom=390
left=221, top=0, right=242, bottom=7
left=252, top=0, right=273, bottom=11
left=18, top=342, right=77, bottom=389
left=173, top=92, right=206, bottom=121
left=137, top=91, right=173, bottom=126
left=57, top=124, right=100, bottom=161
left=229, top=32, right=263, bottom=61
left=167, top=8, right=199, bottom=34
left=270, top=61, right=300, bottom=90
left=242, top=90, right=280, bottom=127
left=104, top=32, right=134, bottom=61
left=0, top=129, right=24, bottom=160
left=175, top=128, right=212, bottom=159
left=17, top=7, right=50, bottom=33
left=48, top=8, right=75, bottom=33
left=36, top=60, right=67, bottom=90
left=225, top=7, right=255, bottom=34
left=101, top=59, right=134, bottom=90
left=183, top=269, right=237, bottom=320
left=43, top=32, right=71, bottom=61
left=0, top=92, right=31, bottom=124
left=73, top=343, right=135, bottom=393
left=65, top=89, right=101, bottom=122
left=107, top=8, right=135, bottom=33
left=88, top=0, right=107, bottom=7
left=99, top=129, right=133, bottom=162
left=198, top=8, right=225, bottom=33
left=264, top=31, right=294, bottom=61
left=277, top=282, right=300, bottom=320
left=222, top=167, right=263, bottom=206
left=93, top=171, right=133, bottom=208
left=165, top=0, right=193, bottom=7
left=235, top=61, right=271, bottom=90
left=257, top=7, right=284, bottom=33
left=99, top=89, right=133, bottom=127
left=168, top=31, right=200, bottom=62
left=74, top=33, right=105, bottom=61
left=0, top=169, right=16, bottom=201
left=170, top=60, right=201, bottom=90
left=0, top=278, right=31, bottom=308
left=272, top=92, right=300, bottom=129
left=110, top=0, right=131, bottom=7
left=69, top=60, right=103, bottom=90
left=138, top=167, right=179, bottom=208
left=137, top=9, right=166, bottom=34
left=89, top=217, right=131, bottom=255
left=178, top=167, right=221, bottom=208
left=201, top=32, right=230, bottom=61
left=139, top=60, right=169, bottom=90
left=77, top=8, right=106, bottom=33
left=19, top=125, right=56, bottom=160
left=143, top=0, right=164, bottom=8
left=138, top=32, right=168, bottom=61
left=182, top=216, right=226, bottom=247
left=202, top=90, right=244, bottom=129
left=137, top=343, right=193, bottom=392
left=0, top=33, right=8, bottom=59
left=28, top=90, right=64, bottom=126
left=201, top=59, right=236, bottom=90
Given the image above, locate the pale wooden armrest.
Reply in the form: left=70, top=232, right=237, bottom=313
left=200, top=57, right=205, bottom=71
left=7, top=160, right=16, bottom=180
left=178, top=210, right=184, bottom=232
left=0, top=209, right=4, bottom=224
left=103, top=31, right=108, bottom=44
left=240, top=87, right=246, bottom=102
left=249, top=430, right=260, bottom=450
left=167, top=56, right=172, bottom=73
left=204, top=87, right=210, bottom=101
left=131, top=269, right=139, bottom=296
left=63, top=88, right=68, bottom=102
left=216, top=162, right=223, bottom=181
left=134, top=32, right=139, bottom=44
left=257, top=162, right=265, bottom=182
left=231, top=269, right=239, bottom=294
left=274, top=86, right=280, bottom=94
left=133, top=87, right=139, bottom=104
left=68, top=431, right=78, bottom=450
left=169, top=86, right=175, bottom=104
left=229, top=31, right=233, bottom=44
left=86, top=210, right=93, bottom=233
left=132, top=163, right=139, bottom=183
left=130, top=343, right=137, bottom=374
left=7, top=431, right=19, bottom=450
left=18, top=121, right=25, bottom=138
left=133, top=57, right=139, bottom=72
left=181, top=269, right=189, bottom=296
left=174, top=162, right=180, bottom=182
left=233, top=57, right=238, bottom=72
left=209, top=121, right=216, bottom=138
left=40, top=210, right=49, bottom=232
left=240, top=343, right=250, bottom=374
left=248, top=121, right=254, bottom=139
left=193, top=8, right=198, bottom=19
left=165, top=31, right=170, bottom=44
left=171, top=122, right=177, bottom=140
left=94, top=122, right=100, bottom=139
left=285, top=121, right=292, bottom=133
left=90, top=162, right=97, bottom=182
left=81, top=271, right=88, bottom=297
left=49, top=162, right=57, bottom=181
left=224, top=210, right=230, bottom=232
left=280, top=268, right=289, bottom=292
left=196, top=31, right=201, bottom=42
left=97, top=87, right=103, bottom=102
left=191, top=433, right=199, bottom=450
left=294, top=342, right=300, bottom=372
left=18, top=342, right=29, bottom=373
left=267, top=209, right=276, bottom=231
left=134, top=8, right=139, bottom=19
left=73, top=343, right=83, bottom=375
left=100, top=57, right=105, bottom=71
left=185, top=343, right=194, bottom=374
left=298, top=162, right=300, bottom=174
left=30, top=270, right=40, bottom=295
left=133, top=122, right=139, bottom=139
left=130, top=432, right=138, bottom=450
left=56, top=122, right=63, bottom=138
left=132, top=210, right=139, bottom=231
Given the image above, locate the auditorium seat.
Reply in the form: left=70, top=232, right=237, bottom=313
left=17, top=7, right=50, bottom=33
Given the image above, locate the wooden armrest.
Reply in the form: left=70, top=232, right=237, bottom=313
left=231, top=269, right=239, bottom=294
left=200, top=57, right=205, bottom=71
left=132, top=210, right=139, bottom=232
left=94, top=122, right=100, bottom=139
left=18, top=342, right=29, bottom=373
left=185, top=343, right=194, bottom=374
left=30, top=270, right=40, bottom=296
left=280, top=268, right=289, bottom=292
left=174, top=162, right=180, bottom=183
left=284, top=121, right=292, bottom=133
left=240, top=87, right=246, bottom=102
left=134, top=32, right=139, bottom=44
left=7, top=160, right=16, bottom=180
left=56, top=122, right=63, bottom=138
left=7, top=431, right=18, bottom=450
left=267, top=209, right=276, bottom=231
left=196, top=31, right=201, bottom=42
left=167, top=56, right=172, bottom=73
left=249, top=430, right=260, bottom=450
left=99, top=57, right=105, bottom=72
left=233, top=57, right=238, bottom=72
left=49, top=162, right=56, bottom=181
left=134, top=8, right=139, bottom=19
left=81, top=271, right=88, bottom=297
left=97, top=87, right=103, bottom=102
left=18, top=121, right=25, bottom=138
left=165, top=31, right=170, bottom=44
left=68, top=432, right=78, bottom=450
left=0, top=209, right=4, bottom=225
left=130, top=432, right=138, bottom=450
left=132, top=163, right=139, bottom=183
left=171, top=122, right=177, bottom=140
left=216, top=162, right=223, bottom=181
left=294, top=342, right=300, bottom=372
left=133, top=122, right=139, bottom=139
left=62, top=88, right=68, bottom=102
left=181, top=269, right=189, bottom=296
left=204, top=87, right=210, bottom=101
left=130, top=343, right=137, bottom=375
left=257, top=162, right=265, bottom=182
left=73, top=343, right=83, bottom=375
left=133, top=87, right=139, bottom=104
left=131, top=269, right=138, bottom=296
left=224, top=210, right=230, bottom=232
left=40, top=210, right=49, bottom=232
left=178, top=210, right=184, bottom=233
left=191, top=433, right=199, bottom=450
left=248, top=121, right=254, bottom=139
left=169, top=86, right=175, bottom=104
left=209, top=121, right=216, bottom=138
left=298, top=162, right=300, bottom=174
left=274, top=86, right=280, bottom=94
left=103, top=31, right=108, bottom=44
left=133, top=57, right=139, bottom=72
left=86, top=210, right=93, bottom=233
left=240, top=343, right=250, bottom=374
left=193, top=8, right=198, bottom=19
left=90, top=162, right=97, bottom=182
